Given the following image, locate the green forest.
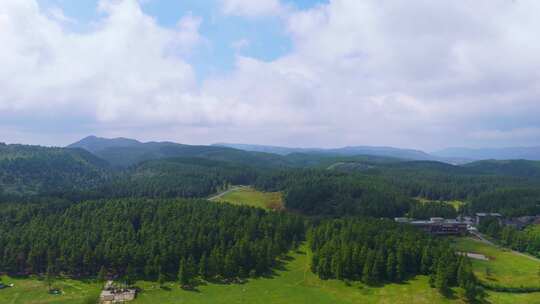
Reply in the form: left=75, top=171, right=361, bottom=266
left=1, top=141, right=540, bottom=303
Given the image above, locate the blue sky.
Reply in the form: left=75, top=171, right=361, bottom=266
left=36, top=0, right=326, bottom=80
left=2, top=0, right=539, bottom=149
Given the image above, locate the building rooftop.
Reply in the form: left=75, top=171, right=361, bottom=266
left=475, top=213, right=502, bottom=217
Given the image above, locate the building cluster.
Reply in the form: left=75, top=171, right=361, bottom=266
left=397, top=212, right=540, bottom=236
left=395, top=217, right=468, bottom=235
left=503, top=215, right=540, bottom=230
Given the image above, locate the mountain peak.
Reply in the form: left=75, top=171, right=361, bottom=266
left=68, top=136, right=142, bottom=153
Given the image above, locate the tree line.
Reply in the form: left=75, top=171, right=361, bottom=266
left=255, top=170, right=411, bottom=218
left=466, top=187, right=540, bottom=217
left=309, top=218, right=483, bottom=301
left=479, top=217, right=540, bottom=259
left=0, top=198, right=304, bottom=285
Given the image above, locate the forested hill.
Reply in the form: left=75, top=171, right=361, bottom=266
left=100, top=157, right=258, bottom=198
left=69, top=136, right=292, bottom=168
left=330, top=159, right=540, bottom=182
left=0, top=143, right=110, bottom=197
left=464, top=159, right=540, bottom=178
left=214, top=142, right=437, bottom=161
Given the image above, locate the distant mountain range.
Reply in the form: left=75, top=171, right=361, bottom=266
left=433, top=147, right=540, bottom=161
left=217, top=143, right=540, bottom=163
left=213, top=143, right=435, bottom=160
left=67, top=136, right=289, bottom=168
left=67, top=136, right=540, bottom=167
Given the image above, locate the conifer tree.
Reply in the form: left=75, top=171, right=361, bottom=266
left=199, top=254, right=209, bottom=280
left=435, top=261, right=450, bottom=296
left=331, top=252, right=343, bottom=279
left=386, top=252, right=396, bottom=281
left=97, top=266, right=107, bottom=282
left=362, top=251, right=374, bottom=285
left=45, top=264, right=55, bottom=291
left=178, top=258, right=189, bottom=286
left=420, top=246, right=432, bottom=275
left=395, top=246, right=405, bottom=282
left=125, top=265, right=136, bottom=286
left=158, top=271, right=166, bottom=287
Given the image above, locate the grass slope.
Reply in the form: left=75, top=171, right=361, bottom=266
left=0, top=275, right=100, bottom=304
left=133, top=245, right=457, bottom=304
left=210, top=186, right=284, bottom=210
left=1, top=244, right=539, bottom=303
left=416, top=198, right=465, bottom=211
left=452, top=237, right=540, bottom=289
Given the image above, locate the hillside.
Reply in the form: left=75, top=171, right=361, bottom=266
left=0, top=143, right=110, bottom=197
left=215, top=143, right=437, bottom=160
left=69, top=136, right=291, bottom=168
left=464, top=159, right=540, bottom=178
left=101, top=157, right=257, bottom=198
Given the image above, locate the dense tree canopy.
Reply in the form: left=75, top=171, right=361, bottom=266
left=466, top=188, right=540, bottom=217
left=0, top=199, right=305, bottom=282
left=255, top=170, right=411, bottom=218
left=308, top=218, right=479, bottom=299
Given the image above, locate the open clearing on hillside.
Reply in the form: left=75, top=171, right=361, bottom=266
left=452, top=237, right=540, bottom=289
left=2, top=244, right=540, bottom=304
left=210, top=186, right=284, bottom=210
left=415, top=198, right=465, bottom=211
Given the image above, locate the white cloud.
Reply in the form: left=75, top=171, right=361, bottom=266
left=206, top=0, right=540, bottom=148
left=2, top=0, right=540, bottom=149
left=46, top=7, right=76, bottom=24
left=0, top=0, right=203, bottom=123
left=220, top=0, right=286, bottom=18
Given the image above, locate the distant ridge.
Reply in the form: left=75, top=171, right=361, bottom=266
left=68, top=135, right=142, bottom=154
left=68, top=136, right=540, bottom=167
left=214, top=143, right=436, bottom=161
left=433, top=146, right=540, bottom=161
left=67, top=136, right=289, bottom=168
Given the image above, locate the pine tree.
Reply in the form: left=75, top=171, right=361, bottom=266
left=178, top=258, right=189, bottom=286
left=463, top=280, right=477, bottom=302
left=311, top=253, right=320, bottom=274
left=362, top=251, right=374, bottom=285
left=386, top=252, right=396, bottom=282
left=158, top=271, right=167, bottom=287
left=45, top=263, right=55, bottom=292
left=125, top=265, right=136, bottom=286
left=199, top=254, right=209, bottom=280
left=420, top=246, right=432, bottom=275
left=370, top=256, right=380, bottom=284
left=395, top=246, right=405, bottom=282
left=187, top=255, right=197, bottom=279
left=457, top=257, right=470, bottom=288
left=435, top=261, right=450, bottom=296
left=97, top=266, right=107, bottom=282
left=331, top=252, right=343, bottom=279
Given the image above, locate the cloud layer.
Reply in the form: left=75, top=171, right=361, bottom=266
left=1, top=0, right=539, bottom=149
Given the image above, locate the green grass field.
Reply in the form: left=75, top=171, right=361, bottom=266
left=210, top=186, right=284, bottom=210
left=0, top=275, right=101, bottom=304
left=2, top=243, right=539, bottom=303
left=132, top=245, right=458, bottom=304
left=415, top=198, right=465, bottom=211
left=452, top=237, right=540, bottom=289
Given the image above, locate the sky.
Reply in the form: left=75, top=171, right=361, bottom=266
left=1, top=0, right=539, bottom=151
